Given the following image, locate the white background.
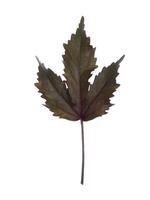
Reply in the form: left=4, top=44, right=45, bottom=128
left=0, top=0, right=150, bottom=199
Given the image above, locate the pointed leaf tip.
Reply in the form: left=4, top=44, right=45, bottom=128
left=35, top=56, right=41, bottom=65
left=79, top=16, right=84, bottom=30
left=116, top=55, right=125, bottom=65
left=35, top=56, right=46, bottom=71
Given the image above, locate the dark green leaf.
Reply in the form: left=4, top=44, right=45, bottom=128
left=63, top=17, right=97, bottom=115
left=83, top=55, right=125, bottom=121
left=35, top=57, right=79, bottom=121
left=34, top=17, right=125, bottom=185
left=35, top=17, right=124, bottom=121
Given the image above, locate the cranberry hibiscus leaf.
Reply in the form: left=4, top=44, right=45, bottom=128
left=35, top=17, right=125, bottom=185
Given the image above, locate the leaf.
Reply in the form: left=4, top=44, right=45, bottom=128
left=63, top=16, right=97, bottom=115
left=34, top=16, right=125, bottom=185
left=35, top=57, right=79, bottom=121
left=83, top=55, right=125, bottom=121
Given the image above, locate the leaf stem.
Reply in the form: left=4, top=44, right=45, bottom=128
left=80, top=119, right=85, bottom=185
